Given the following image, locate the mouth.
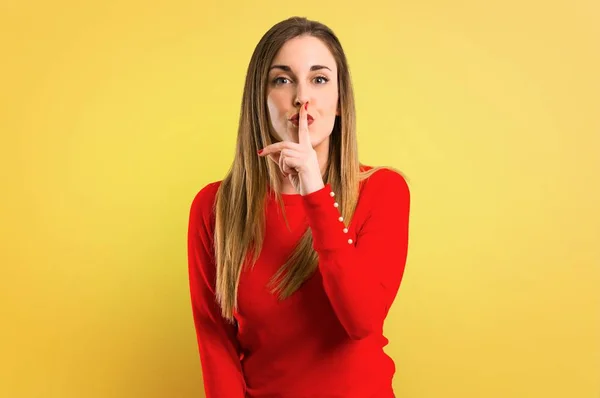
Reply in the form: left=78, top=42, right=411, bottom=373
left=289, top=113, right=314, bottom=127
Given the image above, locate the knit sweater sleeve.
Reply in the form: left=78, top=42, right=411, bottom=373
left=301, top=169, right=411, bottom=340
left=187, top=183, right=246, bottom=397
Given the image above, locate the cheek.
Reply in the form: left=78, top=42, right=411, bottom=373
left=267, top=94, right=290, bottom=130
left=330, top=91, right=339, bottom=113
left=323, top=94, right=339, bottom=121
left=267, top=90, right=289, bottom=111
left=322, top=89, right=339, bottom=116
left=315, top=93, right=338, bottom=141
left=266, top=96, right=279, bottom=120
left=266, top=94, right=290, bottom=141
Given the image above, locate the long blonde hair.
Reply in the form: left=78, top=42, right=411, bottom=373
left=214, top=16, right=396, bottom=321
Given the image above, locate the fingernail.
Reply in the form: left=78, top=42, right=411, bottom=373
left=257, top=149, right=263, bottom=154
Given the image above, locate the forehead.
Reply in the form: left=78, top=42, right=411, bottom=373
left=270, top=35, right=337, bottom=72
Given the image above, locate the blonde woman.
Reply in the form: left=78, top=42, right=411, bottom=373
left=187, top=16, right=410, bottom=398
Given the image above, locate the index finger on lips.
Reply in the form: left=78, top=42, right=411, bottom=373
left=298, top=102, right=310, bottom=147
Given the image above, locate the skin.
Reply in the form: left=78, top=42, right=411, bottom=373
left=258, top=35, right=340, bottom=196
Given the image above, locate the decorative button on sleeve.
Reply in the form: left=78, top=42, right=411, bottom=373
left=301, top=185, right=353, bottom=251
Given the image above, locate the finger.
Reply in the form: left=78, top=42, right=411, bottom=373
left=298, top=102, right=311, bottom=147
left=280, top=152, right=301, bottom=176
left=258, top=141, right=297, bottom=156
left=282, top=155, right=298, bottom=176
left=281, top=149, right=303, bottom=159
left=282, top=155, right=304, bottom=170
left=282, top=160, right=295, bottom=175
left=279, top=152, right=288, bottom=178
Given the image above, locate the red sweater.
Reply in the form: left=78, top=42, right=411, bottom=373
left=187, top=167, right=410, bottom=398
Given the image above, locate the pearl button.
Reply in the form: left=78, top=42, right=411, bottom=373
left=338, top=216, right=344, bottom=222
left=333, top=202, right=339, bottom=208
left=329, top=192, right=335, bottom=197
left=343, top=228, right=348, bottom=233
left=348, top=239, right=353, bottom=244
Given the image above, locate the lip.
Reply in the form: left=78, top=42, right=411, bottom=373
left=289, top=113, right=314, bottom=126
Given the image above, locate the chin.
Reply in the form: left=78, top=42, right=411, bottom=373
left=311, top=135, right=330, bottom=149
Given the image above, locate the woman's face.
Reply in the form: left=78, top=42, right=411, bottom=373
left=266, top=35, right=339, bottom=150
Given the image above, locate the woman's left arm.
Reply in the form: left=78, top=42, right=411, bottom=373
left=301, top=170, right=410, bottom=340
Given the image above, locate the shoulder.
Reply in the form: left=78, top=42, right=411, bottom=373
left=189, top=180, right=223, bottom=224
left=357, top=165, right=411, bottom=216
left=360, top=164, right=410, bottom=199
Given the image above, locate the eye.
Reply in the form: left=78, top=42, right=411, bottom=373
left=273, top=77, right=291, bottom=85
left=314, top=75, right=329, bottom=84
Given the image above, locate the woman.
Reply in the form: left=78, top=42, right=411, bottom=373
left=187, top=16, right=410, bottom=398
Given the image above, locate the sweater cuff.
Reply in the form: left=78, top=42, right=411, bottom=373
left=301, top=184, right=355, bottom=252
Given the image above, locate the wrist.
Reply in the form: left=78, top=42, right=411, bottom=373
left=300, top=169, right=325, bottom=195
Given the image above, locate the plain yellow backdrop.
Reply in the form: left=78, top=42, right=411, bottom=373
left=1, top=0, right=598, bottom=397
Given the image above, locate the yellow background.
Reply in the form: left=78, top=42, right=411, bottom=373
left=1, top=0, right=598, bottom=397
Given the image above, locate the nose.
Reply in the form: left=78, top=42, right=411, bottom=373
left=293, top=82, right=310, bottom=108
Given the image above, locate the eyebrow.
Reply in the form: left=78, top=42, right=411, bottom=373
left=269, top=64, right=332, bottom=73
